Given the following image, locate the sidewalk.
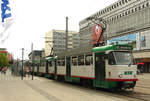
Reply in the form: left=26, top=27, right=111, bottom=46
left=137, top=73, right=150, bottom=80
left=0, top=71, right=50, bottom=101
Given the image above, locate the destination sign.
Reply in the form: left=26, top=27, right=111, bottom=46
left=116, top=46, right=132, bottom=50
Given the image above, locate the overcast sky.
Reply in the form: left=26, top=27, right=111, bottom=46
left=0, top=0, right=117, bottom=59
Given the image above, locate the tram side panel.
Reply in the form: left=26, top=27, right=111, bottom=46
left=71, top=66, right=94, bottom=79
left=34, top=66, right=38, bottom=75
left=39, top=66, right=46, bottom=76
left=57, top=66, right=66, bottom=76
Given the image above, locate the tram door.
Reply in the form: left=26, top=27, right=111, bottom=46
left=37, top=63, right=39, bottom=73
left=95, top=53, right=105, bottom=81
left=46, top=61, right=49, bottom=74
left=66, top=57, right=71, bottom=76
left=54, top=60, right=57, bottom=78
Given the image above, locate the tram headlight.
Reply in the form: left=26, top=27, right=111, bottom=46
left=118, top=74, right=123, bottom=78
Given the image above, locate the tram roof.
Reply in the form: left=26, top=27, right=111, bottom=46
left=56, top=44, right=133, bottom=58
left=92, top=44, right=133, bottom=53
left=56, top=45, right=93, bottom=58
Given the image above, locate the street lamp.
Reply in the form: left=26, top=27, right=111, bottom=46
left=21, top=48, right=24, bottom=80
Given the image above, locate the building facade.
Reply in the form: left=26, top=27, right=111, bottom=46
left=45, top=29, right=79, bottom=57
left=79, top=0, right=150, bottom=72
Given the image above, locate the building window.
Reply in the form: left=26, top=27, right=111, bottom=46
left=146, top=2, right=149, bottom=7
left=117, top=3, right=119, bottom=7
left=135, top=8, right=137, bottom=11
left=125, top=11, right=127, bottom=15
left=107, top=8, right=109, bottom=12
left=119, top=1, right=122, bottom=5
left=122, top=0, right=125, bottom=4
left=138, top=6, right=141, bottom=10
left=117, top=15, right=119, bottom=19
left=131, top=9, right=134, bottom=13
left=141, top=36, right=146, bottom=47
left=120, top=14, right=122, bottom=17
left=142, top=4, right=145, bottom=8
left=128, top=10, right=130, bottom=14
left=112, top=6, right=114, bottom=9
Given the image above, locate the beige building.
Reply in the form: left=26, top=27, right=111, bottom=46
left=45, top=29, right=79, bottom=57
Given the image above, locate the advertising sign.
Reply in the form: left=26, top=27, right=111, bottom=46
left=107, top=33, right=138, bottom=50
left=92, top=24, right=103, bottom=45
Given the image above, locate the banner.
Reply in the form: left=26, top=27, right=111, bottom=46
left=92, top=24, right=103, bottom=45
left=0, top=0, right=13, bottom=43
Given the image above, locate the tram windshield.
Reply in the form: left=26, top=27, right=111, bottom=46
left=113, top=51, right=134, bottom=65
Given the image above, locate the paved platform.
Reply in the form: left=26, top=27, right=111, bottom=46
left=1, top=70, right=150, bottom=101
left=0, top=71, right=50, bottom=101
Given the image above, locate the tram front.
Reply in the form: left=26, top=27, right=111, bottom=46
left=105, top=45, right=138, bottom=89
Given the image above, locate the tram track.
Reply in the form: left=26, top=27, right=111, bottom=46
left=112, top=90, right=150, bottom=101
left=136, top=85, right=150, bottom=89
left=35, top=77, right=150, bottom=101
left=53, top=80, right=150, bottom=101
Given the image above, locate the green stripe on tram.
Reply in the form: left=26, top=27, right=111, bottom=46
left=92, top=44, right=133, bottom=53
left=45, top=57, right=55, bottom=61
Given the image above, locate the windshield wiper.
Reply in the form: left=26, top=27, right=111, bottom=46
left=128, top=59, right=132, bottom=67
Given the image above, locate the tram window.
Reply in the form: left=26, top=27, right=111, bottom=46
left=72, top=57, right=77, bottom=66
left=57, top=60, right=61, bottom=66
left=113, top=51, right=134, bottom=65
left=78, top=55, right=84, bottom=66
left=108, top=52, right=116, bottom=65
left=60, top=60, right=65, bottom=66
left=85, top=55, right=93, bottom=65
left=49, top=61, right=52, bottom=67
left=51, top=61, right=55, bottom=67
left=57, top=59, right=65, bottom=66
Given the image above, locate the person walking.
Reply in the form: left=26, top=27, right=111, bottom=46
left=27, top=67, right=30, bottom=77
left=2, top=67, right=7, bottom=75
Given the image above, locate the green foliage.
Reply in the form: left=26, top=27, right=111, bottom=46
left=0, top=52, right=9, bottom=69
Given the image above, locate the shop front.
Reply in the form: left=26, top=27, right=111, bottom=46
left=134, top=51, right=150, bottom=73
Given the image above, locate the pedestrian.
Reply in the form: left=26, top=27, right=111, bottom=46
left=27, top=68, right=30, bottom=77
left=2, top=67, right=7, bottom=75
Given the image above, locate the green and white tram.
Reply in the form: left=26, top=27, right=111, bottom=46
left=46, top=44, right=138, bottom=89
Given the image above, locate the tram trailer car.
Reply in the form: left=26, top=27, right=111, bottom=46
left=45, top=44, right=138, bottom=89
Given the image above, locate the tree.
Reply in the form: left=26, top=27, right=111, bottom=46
left=0, top=52, right=9, bottom=69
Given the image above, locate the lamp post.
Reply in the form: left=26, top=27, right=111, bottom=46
left=31, top=43, right=34, bottom=80
left=66, top=17, right=68, bottom=50
left=21, top=48, right=24, bottom=80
